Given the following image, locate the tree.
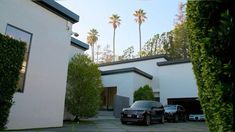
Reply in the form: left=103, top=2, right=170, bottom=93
left=87, top=28, right=99, bottom=62
left=133, top=9, right=147, bottom=57
left=172, top=2, right=189, bottom=60
left=133, top=85, right=154, bottom=102
left=109, top=14, right=121, bottom=61
left=118, top=46, right=135, bottom=60
left=100, top=44, right=113, bottom=63
left=186, top=0, right=233, bottom=131
left=65, top=54, right=103, bottom=119
left=96, top=44, right=101, bottom=63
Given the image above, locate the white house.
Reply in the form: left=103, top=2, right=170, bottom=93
left=0, top=0, right=88, bottom=130
left=99, top=55, right=202, bottom=115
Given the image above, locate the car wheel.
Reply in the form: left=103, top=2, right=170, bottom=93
left=183, top=115, right=187, bottom=122
left=174, top=114, right=179, bottom=122
left=145, top=115, right=151, bottom=126
left=121, top=121, right=127, bottom=124
left=160, top=115, right=164, bottom=124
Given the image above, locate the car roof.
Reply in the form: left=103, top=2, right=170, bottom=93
left=164, top=104, right=182, bottom=107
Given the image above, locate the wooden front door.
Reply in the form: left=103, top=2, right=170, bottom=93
left=101, top=87, right=117, bottom=110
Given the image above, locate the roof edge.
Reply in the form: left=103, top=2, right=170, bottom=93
left=157, top=59, right=191, bottom=66
left=71, top=37, right=89, bottom=50
left=101, top=67, right=153, bottom=80
left=99, top=55, right=169, bottom=67
left=33, top=0, right=79, bottom=23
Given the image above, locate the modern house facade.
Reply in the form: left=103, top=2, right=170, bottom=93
left=99, top=55, right=201, bottom=115
left=0, top=0, right=88, bottom=129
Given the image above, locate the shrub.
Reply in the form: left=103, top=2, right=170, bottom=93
left=186, top=1, right=233, bottom=131
left=65, top=54, right=103, bottom=119
left=0, top=33, right=26, bottom=130
left=133, top=85, right=154, bottom=102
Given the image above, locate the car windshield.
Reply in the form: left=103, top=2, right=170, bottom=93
left=164, top=105, right=177, bottom=110
left=131, top=101, right=152, bottom=108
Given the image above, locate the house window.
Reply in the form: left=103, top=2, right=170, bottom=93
left=5, top=24, right=32, bottom=92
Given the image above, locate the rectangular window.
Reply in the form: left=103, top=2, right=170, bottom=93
left=5, top=24, right=32, bottom=92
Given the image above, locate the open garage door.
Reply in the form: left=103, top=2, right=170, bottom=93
left=167, top=97, right=203, bottom=116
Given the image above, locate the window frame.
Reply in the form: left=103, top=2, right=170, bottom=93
left=5, top=24, right=33, bottom=92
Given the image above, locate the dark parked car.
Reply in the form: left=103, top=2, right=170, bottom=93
left=164, top=105, right=187, bottom=122
left=120, top=100, right=165, bottom=125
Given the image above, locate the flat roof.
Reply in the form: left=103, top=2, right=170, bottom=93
left=33, top=0, right=80, bottom=23
left=99, top=55, right=168, bottom=67
left=101, top=67, right=153, bottom=80
left=71, top=37, right=89, bottom=50
left=157, top=59, right=191, bottom=66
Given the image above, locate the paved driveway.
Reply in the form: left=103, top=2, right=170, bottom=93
left=17, top=117, right=209, bottom=132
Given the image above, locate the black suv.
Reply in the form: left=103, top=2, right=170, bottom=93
left=120, top=100, right=165, bottom=125
left=164, top=105, right=187, bottom=122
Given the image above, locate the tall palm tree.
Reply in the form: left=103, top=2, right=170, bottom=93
left=87, top=28, right=99, bottom=62
left=109, top=14, right=121, bottom=61
left=133, top=9, right=147, bottom=57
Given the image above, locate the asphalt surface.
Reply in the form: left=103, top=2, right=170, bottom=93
left=9, top=116, right=209, bottom=132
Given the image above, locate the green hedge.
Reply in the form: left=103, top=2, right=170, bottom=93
left=133, top=85, right=154, bottom=102
left=186, top=1, right=233, bottom=131
left=0, top=33, right=26, bottom=130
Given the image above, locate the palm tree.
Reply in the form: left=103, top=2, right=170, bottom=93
left=87, top=28, right=99, bottom=62
left=109, top=14, right=121, bottom=61
left=133, top=9, right=147, bottom=57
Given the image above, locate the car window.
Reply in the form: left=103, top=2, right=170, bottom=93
left=164, top=105, right=177, bottom=110
left=131, top=101, right=152, bottom=108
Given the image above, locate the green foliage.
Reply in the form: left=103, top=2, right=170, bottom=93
left=186, top=1, right=233, bottom=131
left=0, top=33, right=26, bottom=130
left=118, top=46, right=135, bottom=60
left=172, top=22, right=189, bottom=59
left=133, top=85, right=154, bottom=102
left=65, top=54, right=103, bottom=118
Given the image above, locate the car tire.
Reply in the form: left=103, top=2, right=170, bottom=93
left=121, top=120, right=127, bottom=124
left=183, top=115, right=187, bottom=122
left=174, top=114, right=179, bottom=122
left=145, top=115, right=151, bottom=126
left=160, top=115, right=164, bottom=124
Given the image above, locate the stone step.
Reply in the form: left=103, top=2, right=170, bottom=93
left=98, top=110, right=114, bottom=116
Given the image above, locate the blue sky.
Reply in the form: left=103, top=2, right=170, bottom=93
left=57, top=0, right=187, bottom=56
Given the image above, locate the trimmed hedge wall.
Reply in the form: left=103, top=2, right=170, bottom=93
left=186, top=1, right=233, bottom=131
left=133, top=85, right=154, bottom=102
left=0, top=33, right=26, bottom=130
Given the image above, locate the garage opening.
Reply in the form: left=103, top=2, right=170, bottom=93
left=167, top=97, right=203, bottom=116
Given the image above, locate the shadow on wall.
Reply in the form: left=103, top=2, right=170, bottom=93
left=114, top=95, right=129, bottom=118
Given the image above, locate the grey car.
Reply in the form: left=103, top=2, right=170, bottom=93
left=164, top=105, right=187, bottom=122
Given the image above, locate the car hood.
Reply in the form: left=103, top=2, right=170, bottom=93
left=122, top=107, right=148, bottom=111
left=164, top=109, right=177, bottom=113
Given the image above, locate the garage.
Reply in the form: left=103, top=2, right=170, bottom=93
left=167, top=97, right=203, bottom=116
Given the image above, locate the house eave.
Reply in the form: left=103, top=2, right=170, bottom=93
left=33, top=0, right=80, bottom=23
left=101, top=67, right=153, bottom=80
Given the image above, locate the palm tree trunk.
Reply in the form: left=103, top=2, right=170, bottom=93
left=139, top=24, right=142, bottom=57
left=113, top=28, right=116, bottom=61
left=92, top=45, right=94, bottom=62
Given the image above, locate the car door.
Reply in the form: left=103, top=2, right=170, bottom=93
left=152, top=102, right=163, bottom=120
left=178, top=106, right=184, bottom=120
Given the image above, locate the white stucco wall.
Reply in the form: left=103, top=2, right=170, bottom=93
left=102, top=72, right=152, bottom=105
left=158, top=63, right=198, bottom=105
left=99, top=58, right=166, bottom=92
left=69, top=45, right=85, bottom=59
left=0, top=0, right=72, bottom=129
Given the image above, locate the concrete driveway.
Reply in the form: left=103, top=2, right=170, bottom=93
left=17, top=117, right=209, bottom=132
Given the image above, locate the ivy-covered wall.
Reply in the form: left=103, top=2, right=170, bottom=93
left=0, top=33, right=26, bottom=130
left=186, top=1, right=233, bottom=131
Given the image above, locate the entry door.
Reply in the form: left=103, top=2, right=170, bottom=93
left=101, top=87, right=117, bottom=110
